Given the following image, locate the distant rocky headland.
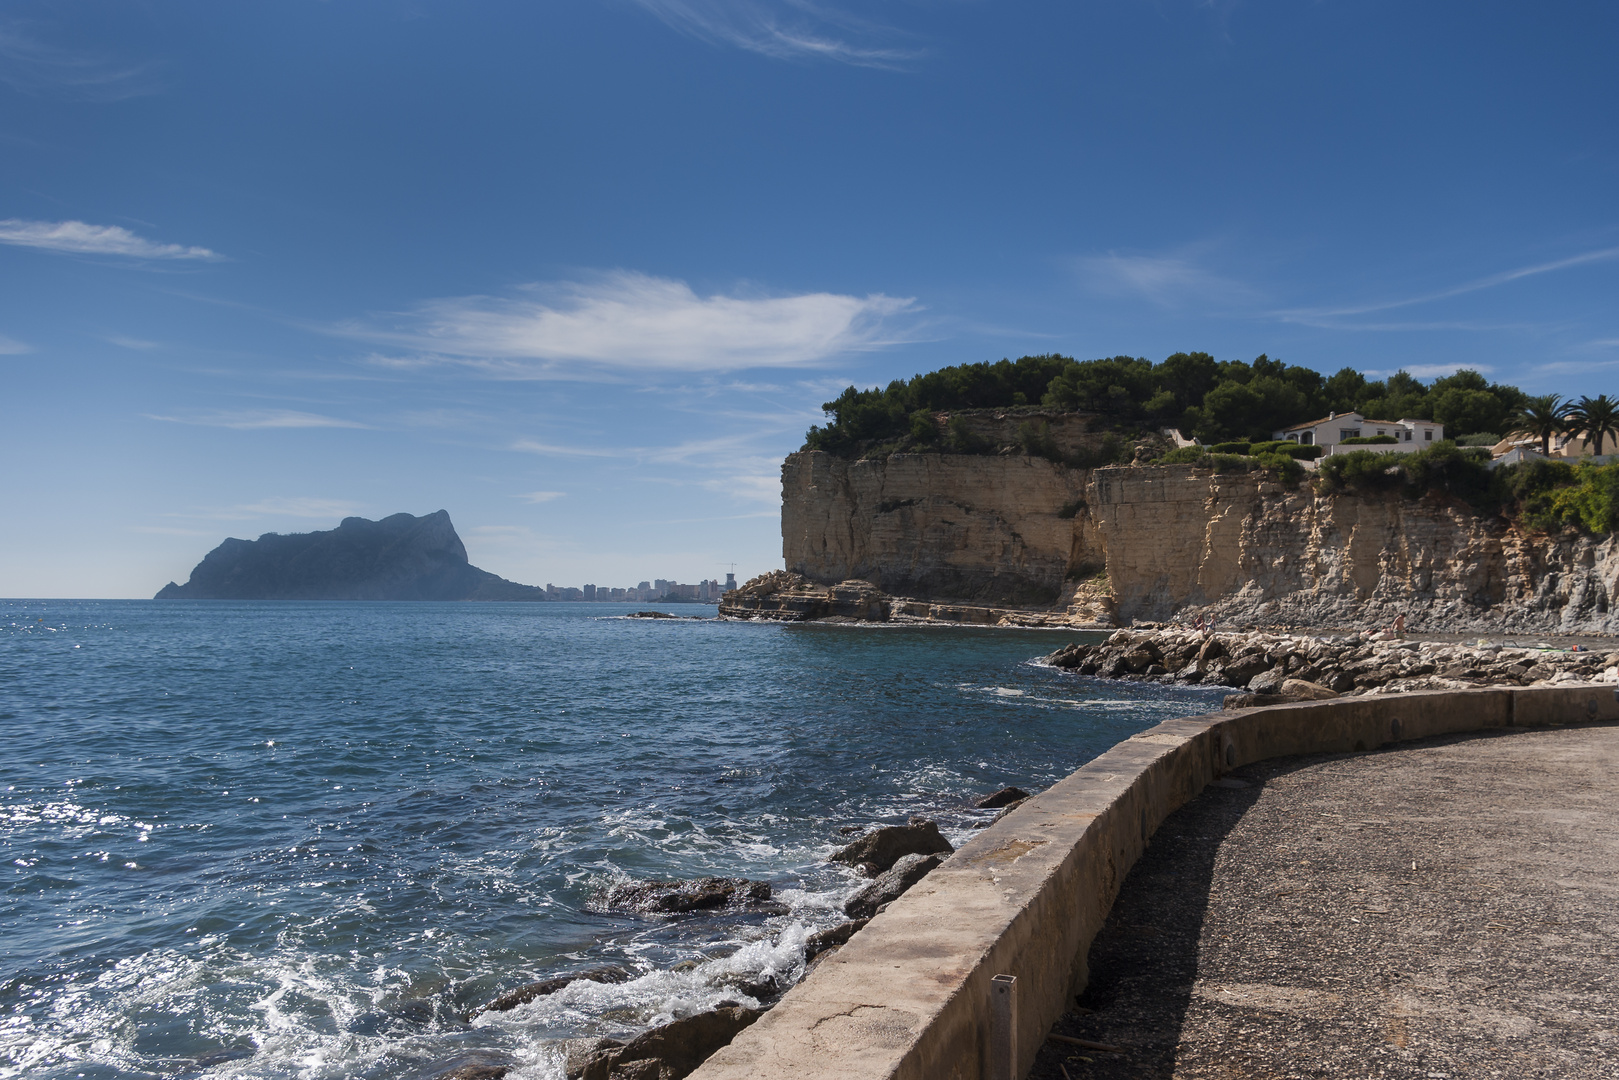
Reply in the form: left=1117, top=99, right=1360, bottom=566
left=155, top=511, right=549, bottom=601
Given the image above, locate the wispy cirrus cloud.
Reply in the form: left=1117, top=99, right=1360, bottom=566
left=234, top=497, right=361, bottom=519
left=340, top=271, right=917, bottom=375
left=106, top=334, right=161, bottom=350
left=1076, top=250, right=1262, bottom=309
left=161, top=497, right=365, bottom=523
left=0, top=219, right=219, bottom=260
left=632, top=0, right=919, bottom=68
left=1275, top=244, right=1619, bottom=328
left=0, top=24, right=157, bottom=100
left=0, top=333, right=31, bottom=354
left=516, top=491, right=566, bottom=504
left=145, top=409, right=369, bottom=430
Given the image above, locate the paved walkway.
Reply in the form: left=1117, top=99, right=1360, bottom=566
left=1031, top=724, right=1619, bottom=1080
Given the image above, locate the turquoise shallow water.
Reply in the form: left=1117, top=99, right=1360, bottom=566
left=0, top=600, right=1226, bottom=1079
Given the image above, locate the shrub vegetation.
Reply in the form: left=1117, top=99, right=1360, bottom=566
left=804, top=352, right=1530, bottom=456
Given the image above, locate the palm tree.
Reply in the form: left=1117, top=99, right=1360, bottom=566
left=1567, top=394, right=1619, bottom=457
left=1511, top=394, right=1568, bottom=456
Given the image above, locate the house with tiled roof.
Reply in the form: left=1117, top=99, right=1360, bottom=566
left=1271, top=411, right=1443, bottom=454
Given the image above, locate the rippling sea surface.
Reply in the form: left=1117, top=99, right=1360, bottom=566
left=1, top=600, right=1228, bottom=1079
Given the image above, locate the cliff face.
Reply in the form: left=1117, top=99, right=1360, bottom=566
left=155, top=510, right=549, bottom=601
left=782, top=450, right=1090, bottom=606
left=780, top=451, right=1619, bottom=633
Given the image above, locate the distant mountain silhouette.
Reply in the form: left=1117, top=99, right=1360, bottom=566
left=154, top=511, right=549, bottom=600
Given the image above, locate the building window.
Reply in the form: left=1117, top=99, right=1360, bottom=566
left=1425, top=430, right=1433, bottom=441
left=1405, top=430, right=1412, bottom=441
left=1341, top=429, right=1360, bottom=441
left=1301, top=432, right=1312, bottom=445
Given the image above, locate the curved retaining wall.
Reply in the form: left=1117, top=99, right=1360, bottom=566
left=690, top=684, right=1619, bottom=1080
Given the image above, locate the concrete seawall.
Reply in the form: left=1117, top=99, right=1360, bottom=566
left=690, top=684, right=1619, bottom=1080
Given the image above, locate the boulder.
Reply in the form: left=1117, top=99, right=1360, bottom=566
left=573, top=1005, right=764, bottom=1080
left=843, top=852, right=945, bottom=919
left=990, top=798, right=1029, bottom=822
left=1120, top=643, right=1160, bottom=673
left=469, top=966, right=633, bottom=1018
left=1222, top=653, right=1274, bottom=685
left=1246, top=667, right=1286, bottom=695
left=1279, top=678, right=1339, bottom=700
left=972, top=786, right=1030, bottom=809
left=597, top=878, right=779, bottom=914
left=558, top=1040, right=626, bottom=1080
left=804, top=918, right=869, bottom=963
left=829, top=819, right=953, bottom=877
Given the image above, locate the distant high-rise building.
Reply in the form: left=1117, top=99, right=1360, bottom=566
left=583, top=584, right=596, bottom=601
left=638, top=581, right=651, bottom=592
left=724, top=572, right=736, bottom=591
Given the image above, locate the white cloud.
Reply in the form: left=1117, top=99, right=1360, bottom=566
left=0, top=218, right=219, bottom=260
left=1077, top=251, right=1261, bottom=309
left=1361, top=363, right=1494, bottom=380
left=146, top=409, right=369, bottom=430
left=632, top=0, right=919, bottom=67
left=340, top=271, right=917, bottom=374
left=516, top=491, right=566, bottom=504
left=0, top=333, right=31, bottom=354
left=0, top=25, right=156, bottom=100
left=704, top=472, right=782, bottom=504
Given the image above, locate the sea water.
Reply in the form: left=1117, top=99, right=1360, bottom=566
left=1, top=600, right=1227, bottom=1079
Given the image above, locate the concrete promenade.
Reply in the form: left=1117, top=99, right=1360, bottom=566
left=1032, top=725, right=1619, bottom=1079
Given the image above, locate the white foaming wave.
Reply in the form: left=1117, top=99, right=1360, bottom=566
left=477, top=923, right=810, bottom=1038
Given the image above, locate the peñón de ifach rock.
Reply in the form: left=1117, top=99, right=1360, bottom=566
left=154, top=511, right=549, bottom=601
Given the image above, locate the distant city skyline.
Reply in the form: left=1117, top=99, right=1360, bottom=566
left=551, top=575, right=738, bottom=603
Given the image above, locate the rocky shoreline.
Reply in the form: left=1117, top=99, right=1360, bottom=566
left=1045, top=627, right=1619, bottom=703
left=443, top=808, right=1007, bottom=1080
left=717, top=571, right=1112, bottom=628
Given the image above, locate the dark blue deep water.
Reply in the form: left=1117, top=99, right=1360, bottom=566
left=1, top=601, right=1226, bottom=1079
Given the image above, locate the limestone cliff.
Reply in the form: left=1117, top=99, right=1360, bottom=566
left=775, top=451, right=1619, bottom=633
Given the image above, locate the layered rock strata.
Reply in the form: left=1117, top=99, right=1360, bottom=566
left=765, top=451, right=1619, bottom=633
left=1046, top=628, right=1619, bottom=698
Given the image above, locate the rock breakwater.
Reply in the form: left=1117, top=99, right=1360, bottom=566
left=1046, top=628, right=1619, bottom=699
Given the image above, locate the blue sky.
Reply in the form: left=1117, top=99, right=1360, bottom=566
left=2, top=1, right=1616, bottom=598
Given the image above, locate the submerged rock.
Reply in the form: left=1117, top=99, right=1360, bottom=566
left=829, top=819, right=953, bottom=877
left=571, top=1005, right=764, bottom=1080
left=469, top=966, right=633, bottom=1018
left=597, top=878, right=781, bottom=915
left=416, top=1050, right=517, bottom=1080
left=843, top=852, right=945, bottom=919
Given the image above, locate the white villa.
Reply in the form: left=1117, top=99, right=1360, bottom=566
left=1272, top=411, right=1444, bottom=454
